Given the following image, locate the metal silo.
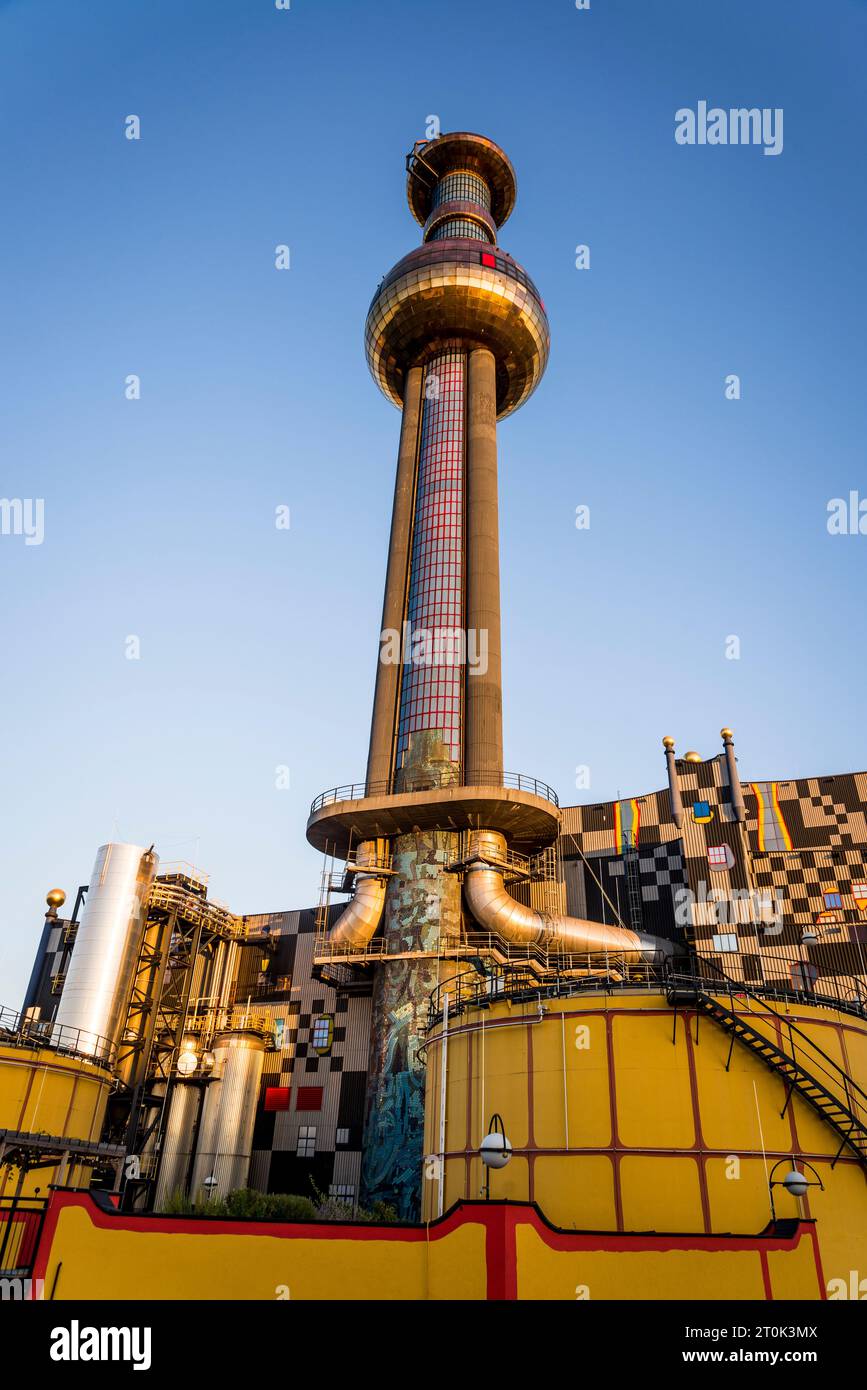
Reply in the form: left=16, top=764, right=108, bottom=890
left=53, top=842, right=158, bottom=1057
left=154, top=1080, right=204, bottom=1209
left=189, top=1029, right=266, bottom=1200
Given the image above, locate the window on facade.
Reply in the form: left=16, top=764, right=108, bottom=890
left=264, top=1086, right=291, bottom=1112
left=790, top=962, right=819, bottom=992
left=297, top=1126, right=316, bottom=1158
left=336, top=1127, right=350, bottom=1145
left=824, top=891, right=843, bottom=910
left=295, top=1086, right=323, bottom=1111
left=432, top=171, right=491, bottom=210
left=311, top=1016, right=333, bottom=1054
left=712, top=933, right=739, bottom=953
left=742, top=954, right=764, bottom=984
left=329, top=1184, right=356, bottom=1201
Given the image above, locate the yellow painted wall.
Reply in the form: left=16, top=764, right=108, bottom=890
left=35, top=1194, right=824, bottom=1301
left=422, top=991, right=867, bottom=1293
left=42, top=1202, right=489, bottom=1301
left=515, top=1227, right=772, bottom=1301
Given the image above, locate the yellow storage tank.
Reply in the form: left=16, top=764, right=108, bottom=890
left=422, top=985, right=867, bottom=1295
left=0, top=1031, right=113, bottom=1197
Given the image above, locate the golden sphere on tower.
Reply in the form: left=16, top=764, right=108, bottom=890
left=683, top=751, right=702, bottom=763
left=46, top=888, right=66, bottom=910
left=662, top=736, right=675, bottom=750
left=720, top=727, right=734, bottom=740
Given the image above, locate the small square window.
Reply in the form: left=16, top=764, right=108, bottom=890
left=712, top=933, right=739, bottom=953
left=296, top=1086, right=323, bottom=1111
left=311, top=1016, right=334, bottom=1054
left=336, top=1127, right=350, bottom=1146
left=264, top=1086, right=291, bottom=1112
left=297, top=1126, right=316, bottom=1158
left=790, top=963, right=818, bottom=992
left=824, top=891, right=843, bottom=910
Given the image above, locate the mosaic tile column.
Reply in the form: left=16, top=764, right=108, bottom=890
left=361, top=730, right=462, bottom=1218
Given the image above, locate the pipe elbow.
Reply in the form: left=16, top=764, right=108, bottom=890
left=327, top=840, right=387, bottom=950
left=463, top=835, right=677, bottom=964
left=328, top=875, right=386, bottom=949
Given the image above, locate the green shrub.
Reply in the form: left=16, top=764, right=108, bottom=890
left=224, top=1187, right=268, bottom=1220
left=262, top=1192, right=317, bottom=1222
left=159, top=1184, right=393, bottom=1224
left=367, top=1200, right=398, bottom=1224
left=160, top=1188, right=195, bottom=1216
left=313, top=1194, right=356, bottom=1222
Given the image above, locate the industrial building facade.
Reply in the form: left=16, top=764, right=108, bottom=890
left=12, top=738, right=866, bottom=1215
left=2, top=131, right=865, bottom=1299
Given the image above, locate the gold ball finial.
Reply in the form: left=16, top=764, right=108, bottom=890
left=721, top=727, right=734, bottom=740
left=683, top=751, right=703, bottom=763
left=662, top=736, right=675, bottom=750
left=46, top=888, right=66, bottom=910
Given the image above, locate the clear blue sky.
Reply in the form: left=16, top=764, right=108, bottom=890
left=1, top=0, right=865, bottom=1001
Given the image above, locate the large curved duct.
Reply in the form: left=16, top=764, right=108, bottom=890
left=328, top=840, right=388, bottom=950
left=463, top=831, right=676, bottom=963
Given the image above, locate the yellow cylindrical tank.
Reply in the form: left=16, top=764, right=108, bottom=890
left=423, top=990, right=867, bottom=1291
left=0, top=1040, right=112, bottom=1197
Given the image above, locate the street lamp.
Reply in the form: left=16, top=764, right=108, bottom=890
left=768, top=1158, right=824, bottom=1221
left=479, top=1113, right=512, bottom=1200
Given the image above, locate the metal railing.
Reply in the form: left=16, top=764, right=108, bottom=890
left=182, top=1002, right=273, bottom=1039
left=0, top=1197, right=47, bottom=1277
left=425, top=951, right=867, bottom=1030
left=310, top=769, right=560, bottom=816
left=0, top=1005, right=116, bottom=1068
left=426, top=956, right=660, bottom=1025
left=148, top=880, right=239, bottom=934
left=698, top=952, right=867, bottom=1021
left=681, top=963, right=867, bottom=1135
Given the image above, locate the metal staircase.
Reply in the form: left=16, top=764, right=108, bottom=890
left=666, top=970, right=867, bottom=1170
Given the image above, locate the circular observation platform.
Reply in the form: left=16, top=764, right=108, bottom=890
left=407, top=132, right=517, bottom=228
left=306, top=771, right=561, bottom=859
left=365, top=240, right=550, bottom=419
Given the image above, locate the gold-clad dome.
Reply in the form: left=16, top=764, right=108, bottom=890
left=46, top=888, right=66, bottom=909
left=683, top=751, right=703, bottom=763
left=662, top=736, right=675, bottom=750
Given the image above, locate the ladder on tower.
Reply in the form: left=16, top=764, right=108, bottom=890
left=623, top=840, right=643, bottom=933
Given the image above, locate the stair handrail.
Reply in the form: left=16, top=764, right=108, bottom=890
left=693, top=957, right=867, bottom=1128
